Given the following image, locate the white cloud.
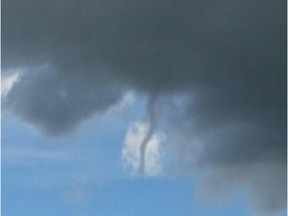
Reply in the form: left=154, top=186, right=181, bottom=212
left=107, top=91, right=135, bottom=114
left=1, top=70, right=21, bottom=97
left=122, top=121, right=165, bottom=176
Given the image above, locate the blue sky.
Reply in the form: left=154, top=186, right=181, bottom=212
left=2, top=97, right=285, bottom=216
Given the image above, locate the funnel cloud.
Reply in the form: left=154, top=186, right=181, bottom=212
left=139, top=95, right=157, bottom=175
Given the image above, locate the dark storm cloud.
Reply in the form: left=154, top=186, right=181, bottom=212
left=3, top=65, right=124, bottom=136
left=2, top=0, right=286, bottom=213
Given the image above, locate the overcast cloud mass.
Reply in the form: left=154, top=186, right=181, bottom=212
left=2, top=0, right=286, bottom=214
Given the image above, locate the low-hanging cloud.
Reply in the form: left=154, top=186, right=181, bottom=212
left=2, top=0, right=286, bottom=214
left=3, top=65, right=124, bottom=136
left=166, top=113, right=286, bottom=214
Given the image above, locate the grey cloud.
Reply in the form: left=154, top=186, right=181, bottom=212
left=2, top=0, right=286, bottom=213
left=165, top=96, right=286, bottom=214
left=197, top=163, right=286, bottom=215
left=3, top=65, right=124, bottom=136
left=3, top=0, right=285, bottom=89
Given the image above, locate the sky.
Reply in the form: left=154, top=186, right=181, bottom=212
left=1, top=0, right=287, bottom=216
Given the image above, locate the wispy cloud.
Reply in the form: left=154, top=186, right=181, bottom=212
left=1, top=70, right=21, bottom=97
left=122, top=121, right=165, bottom=176
left=2, top=146, right=74, bottom=165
